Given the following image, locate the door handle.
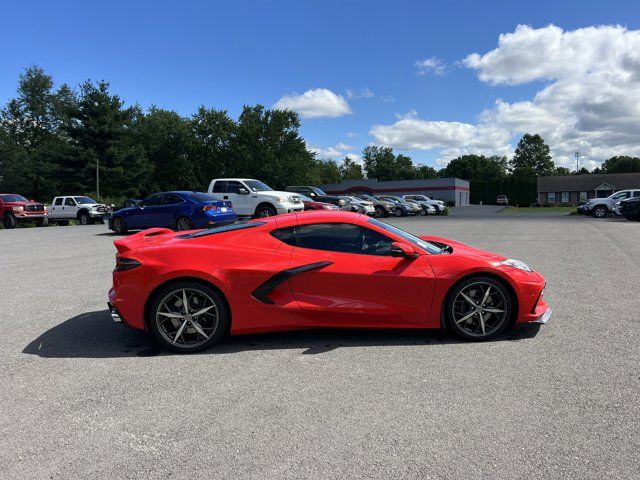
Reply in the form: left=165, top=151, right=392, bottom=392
left=223, top=196, right=228, bottom=200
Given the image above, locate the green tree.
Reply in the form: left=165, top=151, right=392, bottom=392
left=190, top=106, right=236, bottom=182
left=415, top=164, right=437, bottom=179
left=439, top=154, right=507, bottom=181
left=552, top=166, right=572, bottom=176
left=511, top=134, right=554, bottom=176
left=600, top=156, right=640, bottom=173
left=339, top=157, right=364, bottom=180
left=65, top=81, right=153, bottom=197
left=313, top=159, right=342, bottom=184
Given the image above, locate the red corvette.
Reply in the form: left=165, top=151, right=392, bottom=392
left=108, top=211, right=550, bottom=352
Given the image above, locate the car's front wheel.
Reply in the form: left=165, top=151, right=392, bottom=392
left=592, top=205, right=608, bottom=218
left=78, top=212, right=91, bottom=225
left=112, top=216, right=128, bottom=234
left=3, top=213, right=17, bottom=229
left=148, top=282, right=229, bottom=353
left=176, top=216, right=194, bottom=231
left=374, top=206, right=388, bottom=218
left=445, top=276, right=513, bottom=341
left=393, top=208, right=403, bottom=217
left=255, top=204, right=277, bottom=218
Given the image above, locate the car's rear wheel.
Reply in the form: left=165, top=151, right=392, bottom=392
left=36, top=217, right=48, bottom=227
left=418, top=207, right=427, bottom=216
left=255, top=204, right=277, bottom=218
left=148, top=282, right=229, bottom=353
left=3, top=213, right=17, bottom=229
left=176, top=216, right=194, bottom=231
left=78, top=212, right=91, bottom=225
left=592, top=205, right=607, bottom=218
left=375, top=206, right=387, bottom=218
left=112, top=216, right=128, bottom=234
left=393, top=208, right=403, bottom=217
left=445, top=276, right=513, bottom=341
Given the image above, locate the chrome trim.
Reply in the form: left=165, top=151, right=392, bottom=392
left=533, top=308, right=552, bottom=324
left=108, top=302, right=122, bottom=323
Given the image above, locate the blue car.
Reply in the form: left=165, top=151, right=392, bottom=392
left=108, top=191, right=236, bottom=233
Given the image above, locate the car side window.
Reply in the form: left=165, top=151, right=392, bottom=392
left=162, top=194, right=183, bottom=205
left=212, top=181, right=226, bottom=193
left=54, top=198, right=63, bottom=206
left=143, top=194, right=163, bottom=206
left=64, top=198, right=76, bottom=206
left=295, top=223, right=394, bottom=256
left=270, top=227, right=297, bottom=246
left=226, top=181, right=244, bottom=194
left=634, top=191, right=640, bottom=198
left=613, top=192, right=630, bottom=200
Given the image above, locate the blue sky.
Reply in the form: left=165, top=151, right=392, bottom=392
left=2, top=0, right=640, bottom=169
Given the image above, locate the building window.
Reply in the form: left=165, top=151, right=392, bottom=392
left=579, top=191, right=587, bottom=202
left=548, top=192, right=556, bottom=203
left=561, top=192, right=569, bottom=203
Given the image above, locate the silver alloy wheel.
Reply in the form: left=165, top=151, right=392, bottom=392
left=79, top=213, right=89, bottom=225
left=113, top=217, right=125, bottom=233
left=258, top=207, right=275, bottom=218
left=156, top=288, right=219, bottom=348
left=394, top=208, right=402, bottom=217
left=176, top=217, right=193, bottom=230
left=593, top=206, right=607, bottom=218
left=452, top=282, right=508, bottom=337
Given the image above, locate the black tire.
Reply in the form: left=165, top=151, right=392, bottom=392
left=592, top=205, right=608, bottom=218
left=78, top=211, right=91, bottom=225
left=112, top=216, right=128, bottom=234
left=3, top=213, right=17, bottom=229
left=148, top=281, right=230, bottom=353
left=393, top=208, right=403, bottom=217
left=36, top=217, right=49, bottom=227
left=176, top=216, right=195, bottom=231
left=419, top=207, right=427, bottom=216
left=255, top=204, right=277, bottom=218
left=445, top=276, right=513, bottom=341
left=374, top=206, right=388, bottom=218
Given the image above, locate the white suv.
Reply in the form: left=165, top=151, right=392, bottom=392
left=49, top=195, right=110, bottom=225
left=207, top=179, right=304, bottom=218
left=402, top=194, right=447, bottom=214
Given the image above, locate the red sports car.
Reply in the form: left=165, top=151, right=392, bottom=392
left=108, top=211, right=550, bottom=352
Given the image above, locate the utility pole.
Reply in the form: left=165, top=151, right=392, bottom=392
left=96, top=159, right=100, bottom=198
left=574, top=152, right=580, bottom=174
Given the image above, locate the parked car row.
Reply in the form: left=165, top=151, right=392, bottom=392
left=2, top=179, right=448, bottom=232
left=576, top=189, right=640, bottom=220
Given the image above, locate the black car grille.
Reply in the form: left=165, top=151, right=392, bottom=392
left=24, top=204, right=44, bottom=212
left=96, top=205, right=107, bottom=213
left=291, top=196, right=302, bottom=204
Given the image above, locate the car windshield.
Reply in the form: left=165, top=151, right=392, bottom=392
left=298, top=194, right=313, bottom=202
left=380, top=197, right=400, bottom=203
left=74, top=196, right=97, bottom=204
left=245, top=180, right=273, bottom=192
left=312, top=187, right=327, bottom=195
left=1, top=194, right=28, bottom=202
left=368, top=218, right=443, bottom=254
left=189, top=192, right=221, bottom=202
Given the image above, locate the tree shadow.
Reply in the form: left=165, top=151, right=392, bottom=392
left=22, top=310, right=541, bottom=359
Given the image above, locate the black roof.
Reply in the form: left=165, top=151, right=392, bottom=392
left=538, top=173, right=640, bottom=192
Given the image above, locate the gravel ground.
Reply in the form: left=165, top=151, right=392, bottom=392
left=0, top=216, right=638, bottom=479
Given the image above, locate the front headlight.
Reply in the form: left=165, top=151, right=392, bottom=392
left=500, top=259, right=533, bottom=272
left=338, top=199, right=346, bottom=206
left=276, top=196, right=286, bottom=203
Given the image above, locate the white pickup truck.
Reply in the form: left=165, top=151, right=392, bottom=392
left=207, top=179, right=304, bottom=218
left=49, top=195, right=110, bottom=225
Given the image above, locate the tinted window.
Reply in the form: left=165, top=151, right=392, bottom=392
left=634, top=191, right=640, bottom=198
left=54, top=197, right=63, bottom=206
left=1, top=194, right=29, bottom=202
left=65, top=198, right=76, bottom=206
left=245, top=180, right=273, bottom=192
left=189, top=192, right=221, bottom=202
left=226, top=181, right=245, bottom=194
left=74, top=196, right=96, bottom=204
left=271, top=227, right=297, bottom=246
left=143, top=194, right=163, bottom=206
left=162, top=194, right=183, bottom=205
left=296, top=223, right=394, bottom=256
left=611, top=191, right=630, bottom=200
left=212, top=181, right=226, bottom=193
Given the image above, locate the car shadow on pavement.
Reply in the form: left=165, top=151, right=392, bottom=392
left=22, top=310, right=542, bottom=359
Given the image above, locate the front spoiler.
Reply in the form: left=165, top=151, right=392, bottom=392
left=533, top=308, right=552, bottom=324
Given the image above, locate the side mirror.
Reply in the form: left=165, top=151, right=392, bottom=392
left=238, top=187, right=249, bottom=195
left=390, top=242, right=418, bottom=258
left=309, top=192, right=316, bottom=197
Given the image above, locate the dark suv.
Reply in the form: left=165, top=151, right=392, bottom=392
left=285, top=186, right=347, bottom=209
left=620, top=197, right=640, bottom=221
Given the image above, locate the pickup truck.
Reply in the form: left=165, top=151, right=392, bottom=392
left=1, top=193, right=48, bottom=228
left=49, top=196, right=110, bottom=225
left=584, top=189, right=640, bottom=218
left=207, top=179, right=303, bottom=217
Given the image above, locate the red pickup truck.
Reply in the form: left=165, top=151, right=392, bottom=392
left=0, top=194, right=48, bottom=229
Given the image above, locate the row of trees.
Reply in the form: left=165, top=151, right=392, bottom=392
left=1, top=67, right=639, bottom=203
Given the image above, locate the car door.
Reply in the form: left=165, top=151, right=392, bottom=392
left=140, top=193, right=165, bottom=227
left=224, top=180, right=253, bottom=215
left=160, top=193, right=185, bottom=227
left=284, top=222, right=435, bottom=327
left=50, top=197, right=64, bottom=218
left=63, top=197, right=78, bottom=219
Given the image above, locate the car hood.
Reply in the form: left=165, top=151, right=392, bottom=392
left=257, top=191, right=299, bottom=200
left=419, top=235, right=507, bottom=262
left=3, top=200, right=42, bottom=206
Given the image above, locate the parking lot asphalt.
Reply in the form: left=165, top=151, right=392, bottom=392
left=1, top=215, right=638, bottom=479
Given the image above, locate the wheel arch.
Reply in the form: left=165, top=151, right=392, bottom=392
left=143, top=276, right=232, bottom=333
left=254, top=201, right=277, bottom=216
left=77, top=208, right=90, bottom=219
left=440, top=271, right=519, bottom=330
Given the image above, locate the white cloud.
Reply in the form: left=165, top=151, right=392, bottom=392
left=274, top=88, right=352, bottom=118
left=415, top=56, right=447, bottom=76
left=376, top=25, right=640, bottom=169
left=346, top=131, right=358, bottom=138
left=311, top=143, right=359, bottom=161
left=346, top=87, right=375, bottom=100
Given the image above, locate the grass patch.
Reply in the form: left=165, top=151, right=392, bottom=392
left=499, top=206, right=576, bottom=215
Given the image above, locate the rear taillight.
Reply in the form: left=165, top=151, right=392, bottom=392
left=115, top=256, right=141, bottom=272
left=202, top=205, right=216, bottom=212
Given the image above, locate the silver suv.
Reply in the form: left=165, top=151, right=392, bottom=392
left=585, top=189, right=640, bottom=218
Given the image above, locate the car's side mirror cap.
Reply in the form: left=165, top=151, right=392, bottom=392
left=390, top=242, right=419, bottom=258
left=238, top=188, right=249, bottom=195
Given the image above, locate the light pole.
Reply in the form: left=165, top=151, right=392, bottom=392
left=574, top=152, right=580, bottom=174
